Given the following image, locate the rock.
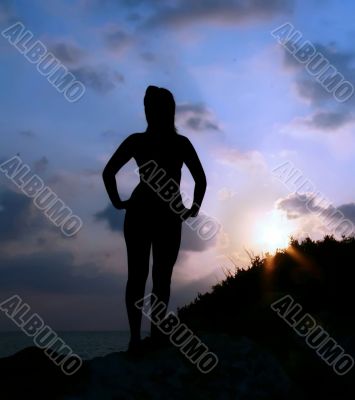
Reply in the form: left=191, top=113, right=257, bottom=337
left=70, top=334, right=293, bottom=400
left=0, top=335, right=294, bottom=399
left=0, top=346, right=88, bottom=399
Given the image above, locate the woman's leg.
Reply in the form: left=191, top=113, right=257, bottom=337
left=151, top=216, right=182, bottom=340
left=124, top=210, right=151, bottom=345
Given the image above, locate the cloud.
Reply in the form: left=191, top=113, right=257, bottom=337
left=71, top=65, right=124, bottom=93
left=0, top=0, right=14, bottom=24
left=176, top=103, right=221, bottom=133
left=140, top=51, right=156, bottom=62
left=338, top=203, right=355, bottom=224
left=101, top=129, right=118, bottom=139
left=144, top=0, right=294, bottom=28
left=0, top=250, right=125, bottom=295
left=94, top=204, right=216, bottom=252
left=217, top=147, right=267, bottom=172
left=282, top=42, right=355, bottom=105
left=276, top=193, right=325, bottom=219
left=278, top=40, right=355, bottom=138
left=95, top=204, right=125, bottom=232
left=0, top=186, right=65, bottom=245
left=126, top=12, right=141, bottom=22
left=85, top=0, right=293, bottom=28
left=180, top=218, right=217, bottom=252
left=102, top=25, right=132, bottom=53
left=276, top=193, right=355, bottom=236
left=281, top=110, right=355, bottom=143
left=33, top=156, right=49, bottom=174
left=298, top=110, right=354, bottom=131
left=48, top=41, right=87, bottom=65
left=218, top=187, right=237, bottom=201
left=46, top=37, right=124, bottom=94
left=0, top=189, right=33, bottom=241
left=18, top=130, right=36, bottom=139
left=46, top=39, right=124, bottom=94
left=305, top=110, right=353, bottom=130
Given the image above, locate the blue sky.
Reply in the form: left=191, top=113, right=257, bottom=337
left=1, top=0, right=355, bottom=330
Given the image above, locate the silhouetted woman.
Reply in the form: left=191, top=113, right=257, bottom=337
left=102, top=86, right=207, bottom=353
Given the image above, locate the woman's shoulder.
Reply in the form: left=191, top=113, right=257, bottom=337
left=127, top=132, right=145, bottom=139
left=175, top=133, right=193, bottom=149
left=123, top=132, right=191, bottom=148
left=122, top=132, right=145, bottom=144
left=176, top=133, right=191, bottom=143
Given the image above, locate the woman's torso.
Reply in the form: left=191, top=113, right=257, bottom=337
left=128, top=132, right=186, bottom=211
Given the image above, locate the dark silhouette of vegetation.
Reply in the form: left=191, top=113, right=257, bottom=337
left=178, top=236, right=355, bottom=400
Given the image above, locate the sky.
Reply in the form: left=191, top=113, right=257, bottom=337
left=1, top=0, right=355, bottom=331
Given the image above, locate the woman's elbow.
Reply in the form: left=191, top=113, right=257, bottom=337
left=201, top=171, right=207, bottom=188
left=197, top=172, right=207, bottom=193
left=102, top=166, right=111, bottom=183
left=102, top=168, right=107, bottom=179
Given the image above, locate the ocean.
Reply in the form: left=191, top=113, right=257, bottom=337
left=0, top=331, right=149, bottom=360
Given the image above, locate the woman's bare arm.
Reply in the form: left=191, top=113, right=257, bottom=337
left=102, top=135, right=135, bottom=209
left=183, top=137, right=207, bottom=217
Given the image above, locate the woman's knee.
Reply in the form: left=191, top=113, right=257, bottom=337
left=152, top=271, right=172, bottom=291
left=126, top=275, right=148, bottom=294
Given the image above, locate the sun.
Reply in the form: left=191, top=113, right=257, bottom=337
left=254, top=210, right=294, bottom=253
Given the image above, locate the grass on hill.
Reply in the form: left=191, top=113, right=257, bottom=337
left=178, top=236, right=355, bottom=400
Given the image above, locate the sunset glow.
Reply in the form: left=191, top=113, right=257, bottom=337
left=254, top=210, right=294, bottom=253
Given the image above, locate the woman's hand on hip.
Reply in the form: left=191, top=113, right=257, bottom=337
left=113, top=199, right=130, bottom=210
left=181, top=206, right=199, bottom=221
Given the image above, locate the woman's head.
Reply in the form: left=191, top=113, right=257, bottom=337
left=144, top=85, right=177, bottom=134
